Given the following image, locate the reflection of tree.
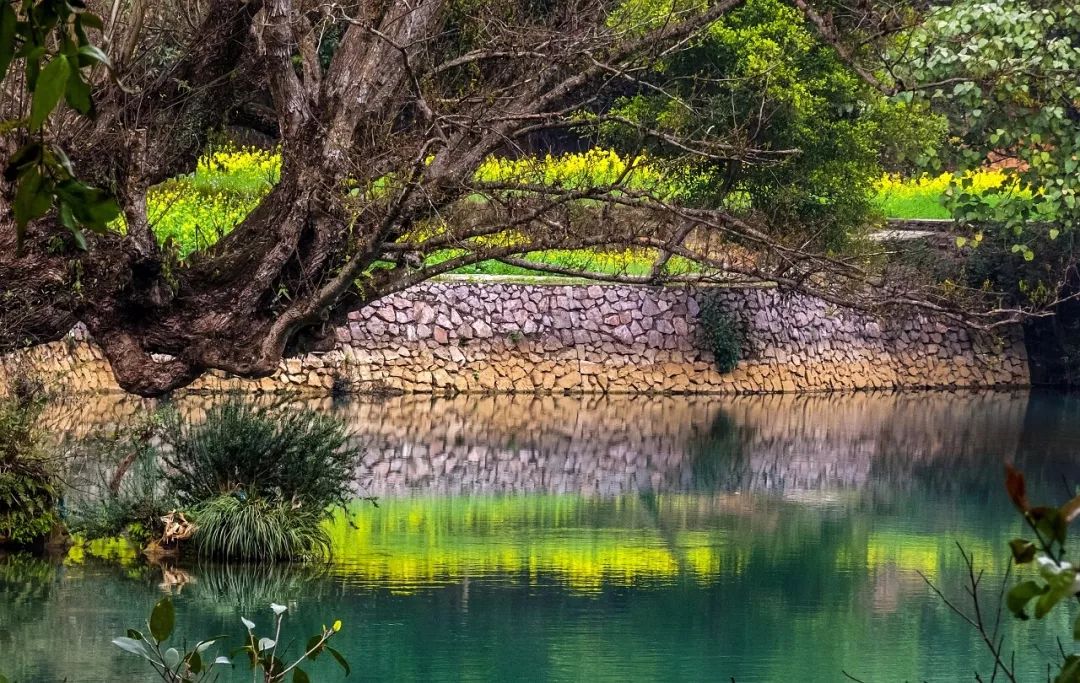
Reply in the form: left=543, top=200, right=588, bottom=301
left=686, top=409, right=749, bottom=492
left=862, top=391, right=1080, bottom=507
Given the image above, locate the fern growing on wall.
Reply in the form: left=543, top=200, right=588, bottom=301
left=698, top=293, right=743, bottom=374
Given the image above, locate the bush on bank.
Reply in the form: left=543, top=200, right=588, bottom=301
left=0, top=376, right=62, bottom=548
left=71, top=396, right=362, bottom=561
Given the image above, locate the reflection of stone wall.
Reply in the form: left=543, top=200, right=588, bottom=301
left=2, top=281, right=1029, bottom=395
left=37, top=391, right=1031, bottom=496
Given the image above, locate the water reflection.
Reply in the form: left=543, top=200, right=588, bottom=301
left=6, top=390, right=1080, bottom=681
left=41, top=389, right=1074, bottom=497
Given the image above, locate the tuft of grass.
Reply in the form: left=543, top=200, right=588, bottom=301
left=160, top=396, right=360, bottom=561
left=190, top=494, right=331, bottom=561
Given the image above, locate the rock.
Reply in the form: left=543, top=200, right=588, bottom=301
left=472, top=320, right=493, bottom=338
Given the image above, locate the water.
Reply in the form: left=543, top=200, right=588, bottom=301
left=4, top=391, right=1080, bottom=682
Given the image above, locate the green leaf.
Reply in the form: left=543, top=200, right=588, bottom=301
left=163, top=647, right=181, bottom=670
left=1058, top=655, right=1080, bottom=683
left=1036, top=581, right=1071, bottom=618
left=4, top=142, right=42, bottom=180
left=1032, top=507, right=1069, bottom=545
left=76, top=43, right=110, bottom=68
left=0, top=2, right=17, bottom=83
left=187, top=650, right=203, bottom=674
left=112, top=636, right=154, bottom=660
left=149, top=597, right=175, bottom=643
left=1050, top=228, right=1061, bottom=241
left=65, top=70, right=92, bottom=115
left=1006, top=580, right=1045, bottom=618
left=13, top=167, right=52, bottom=234
left=293, top=668, right=311, bottom=683
left=30, top=55, right=70, bottom=131
left=305, top=635, right=324, bottom=659
left=955, top=236, right=967, bottom=248
left=326, top=645, right=351, bottom=676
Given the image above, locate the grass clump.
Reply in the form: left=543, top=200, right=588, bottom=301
left=66, top=414, right=174, bottom=546
left=161, top=397, right=360, bottom=561
left=191, top=495, right=331, bottom=561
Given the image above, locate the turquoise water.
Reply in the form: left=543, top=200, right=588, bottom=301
left=3, top=391, right=1080, bottom=681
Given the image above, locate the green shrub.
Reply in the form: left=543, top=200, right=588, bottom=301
left=160, top=397, right=360, bottom=560
left=162, top=398, right=357, bottom=508
left=698, top=293, right=743, bottom=373
left=0, top=387, right=60, bottom=547
left=191, top=494, right=331, bottom=561
left=67, top=419, right=175, bottom=546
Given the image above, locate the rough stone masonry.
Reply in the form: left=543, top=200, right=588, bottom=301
left=1, top=279, right=1030, bottom=394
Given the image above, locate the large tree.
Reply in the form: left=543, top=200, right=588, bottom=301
left=0, top=0, right=986, bottom=395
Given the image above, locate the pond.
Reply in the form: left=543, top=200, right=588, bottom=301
left=3, top=390, right=1080, bottom=681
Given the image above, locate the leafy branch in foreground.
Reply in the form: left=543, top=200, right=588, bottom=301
left=2, top=0, right=120, bottom=249
left=113, top=597, right=350, bottom=682
left=916, top=465, right=1080, bottom=683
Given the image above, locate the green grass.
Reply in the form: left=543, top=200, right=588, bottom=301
left=874, top=192, right=952, bottom=220
left=872, top=170, right=1033, bottom=220
left=426, top=247, right=701, bottom=278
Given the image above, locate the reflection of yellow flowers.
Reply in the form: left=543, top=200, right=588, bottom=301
left=860, top=531, right=996, bottom=580
left=324, top=496, right=742, bottom=593
left=66, top=536, right=140, bottom=566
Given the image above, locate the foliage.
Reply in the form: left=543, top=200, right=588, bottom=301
left=898, top=0, right=1080, bottom=261
left=1, top=0, right=119, bottom=248
left=934, top=466, right=1080, bottom=682
left=1002, top=466, right=1080, bottom=636
left=0, top=383, right=59, bottom=546
left=190, top=494, right=331, bottom=561
left=159, top=397, right=360, bottom=560
left=697, top=292, right=742, bottom=373
left=603, top=0, right=945, bottom=250
left=161, top=398, right=357, bottom=509
left=66, top=412, right=175, bottom=546
left=113, top=597, right=349, bottom=682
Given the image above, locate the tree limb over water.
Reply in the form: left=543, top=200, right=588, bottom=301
left=0, top=0, right=1057, bottom=395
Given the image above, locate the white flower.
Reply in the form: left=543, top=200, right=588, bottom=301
left=241, top=617, right=255, bottom=630
left=270, top=603, right=287, bottom=616
left=1036, top=553, right=1064, bottom=579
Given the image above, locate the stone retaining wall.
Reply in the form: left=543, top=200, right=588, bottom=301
left=1, top=279, right=1030, bottom=395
